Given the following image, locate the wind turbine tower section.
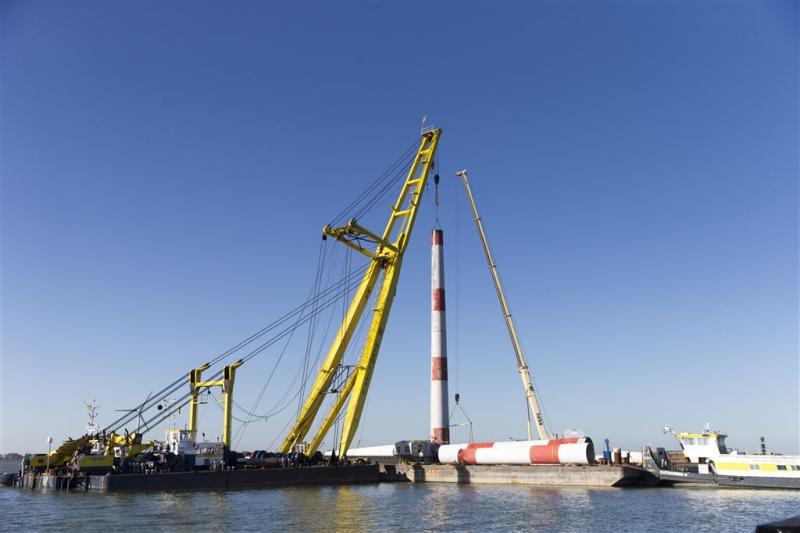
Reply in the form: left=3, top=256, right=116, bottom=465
left=431, top=228, right=450, bottom=444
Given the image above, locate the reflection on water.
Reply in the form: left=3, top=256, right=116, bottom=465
left=1, top=482, right=797, bottom=532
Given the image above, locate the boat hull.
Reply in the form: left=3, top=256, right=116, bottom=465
left=658, top=469, right=800, bottom=490
left=18, top=464, right=380, bottom=492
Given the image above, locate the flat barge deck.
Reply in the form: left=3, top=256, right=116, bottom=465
left=18, top=464, right=380, bottom=492
left=382, top=463, right=655, bottom=487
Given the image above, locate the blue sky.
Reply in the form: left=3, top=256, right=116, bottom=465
left=2, top=0, right=797, bottom=455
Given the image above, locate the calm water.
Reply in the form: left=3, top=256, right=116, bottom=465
left=1, top=479, right=797, bottom=532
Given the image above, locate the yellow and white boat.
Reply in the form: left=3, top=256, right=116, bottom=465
left=643, top=425, right=800, bottom=489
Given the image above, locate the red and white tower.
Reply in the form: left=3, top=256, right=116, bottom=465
left=431, top=229, right=450, bottom=443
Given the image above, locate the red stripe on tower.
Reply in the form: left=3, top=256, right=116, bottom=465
left=432, top=428, right=450, bottom=443
left=433, top=288, right=446, bottom=311
left=431, top=357, right=448, bottom=381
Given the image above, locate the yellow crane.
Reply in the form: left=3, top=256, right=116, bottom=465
left=280, top=127, right=442, bottom=457
left=455, top=169, right=549, bottom=440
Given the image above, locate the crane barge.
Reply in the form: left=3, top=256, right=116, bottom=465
left=10, top=125, right=651, bottom=492
left=13, top=127, right=443, bottom=490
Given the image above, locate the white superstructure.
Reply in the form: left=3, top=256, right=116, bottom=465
left=670, top=429, right=800, bottom=479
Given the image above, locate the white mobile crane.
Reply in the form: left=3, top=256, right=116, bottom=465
left=456, top=169, right=548, bottom=440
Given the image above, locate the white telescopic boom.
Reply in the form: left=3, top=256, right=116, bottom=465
left=455, top=169, right=548, bottom=440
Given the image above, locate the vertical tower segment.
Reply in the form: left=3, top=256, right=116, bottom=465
left=431, top=229, right=450, bottom=443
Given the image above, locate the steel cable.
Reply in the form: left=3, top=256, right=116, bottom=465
left=328, top=138, right=419, bottom=227
left=106, top=262, right=369, bottom=435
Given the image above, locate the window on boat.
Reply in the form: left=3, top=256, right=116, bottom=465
left=717, top=437, right=727, bottom=454
left=777, top=465, right=787, bottom=471
left=749, top=464, right=760, bottom=470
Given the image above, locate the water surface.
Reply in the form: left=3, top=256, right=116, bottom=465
left=1, top=481, right=797, bottom=532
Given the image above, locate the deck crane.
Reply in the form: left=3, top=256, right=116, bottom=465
left=455, top=169, right=549, bottom=441
left=280, top=127, right=443, bottom=457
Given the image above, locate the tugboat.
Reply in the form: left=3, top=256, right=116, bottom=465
left=643, top=422, right=800, bottom=489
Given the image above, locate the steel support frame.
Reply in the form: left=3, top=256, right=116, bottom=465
left=280, top=128, right=442, bottom=456
left=189, top=360, right=243, bottom=447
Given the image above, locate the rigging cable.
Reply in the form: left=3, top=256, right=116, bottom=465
left=351, top=156, right=416, bottom=222
left=230, top=247, right=368, bottom=434
left=103, top=262, right=370, bottom=434
left=298, top=238, right=328, bottom=416
left=130, top=263, right=370, bottom=435
left=454, top=166, right=462, bottom=404
left=328, top=138, right=419, bottom=227
left=231, top=240, right=333, bottom=447
left=296, top=248, right=340, bottom=419
left=109, top=135, right=421, bottom=440
left=231, top=308, right=303, bottom=447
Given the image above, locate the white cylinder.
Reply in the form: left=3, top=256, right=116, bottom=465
left=437, top=444, right=467, bottom=464
left=556, top=443, right=594, bottom=465
left=431, top=229, right=450, bottom=444
left=436, top=438, right=594, bottom=465
left=474, top=446, right=531, bottom=465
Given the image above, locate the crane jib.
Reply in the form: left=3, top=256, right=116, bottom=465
left=455, top=169, right=548, bottom=441
left=280, top=128, right=443, bottom=457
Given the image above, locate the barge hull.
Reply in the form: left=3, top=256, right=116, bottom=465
left=386, top=463, right=652, bottom=487
left=20, top=464, right=380, bottom=492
